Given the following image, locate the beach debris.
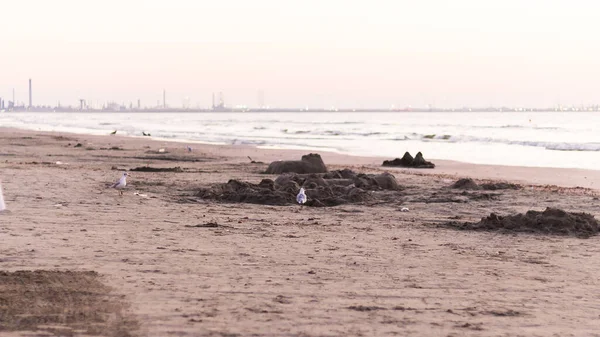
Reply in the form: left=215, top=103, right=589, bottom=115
left=187, top=146, right=193, bottom=152
left=135, top=154, right=205, bottom=162
left=413, top=193, right=469, bottom=204
left=413, top=189, right=501, bottom=204
left=479, top=182, right=521, bottom=190
left=265, top=153, right=328, bottom=174
left=460, top=191, right=501, bottom=201
left=0, top=181, right=6, bottom=212
left=247, top=156, right=265, bottom=164
left=130, top=166, right=183, bottom=173
left=158, top=148, right=166, bottom=153
left=347, top=305, right=386, bottom=312
left=452, top=178, right=521, bottom=190
left=109, top=172, right=128, bottom=196
left=196, top=170, right=402, bottom=207
left=74, top=143, right=83, bottom=148
left=185, top=222, right=220, bottom=228
left=401, top=207, right=409, bottom=212
left=133, top=192, right=149, bottom=198
left=441, top=207, right=600, bottom=238
left=100, top=146, right=123, bottom=151
left=382, top=152, right=435, bottom=169
left=110, top=130, right=117, bottom=135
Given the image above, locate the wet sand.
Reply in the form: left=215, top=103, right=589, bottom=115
left=1, top=127, right=600, bottom=337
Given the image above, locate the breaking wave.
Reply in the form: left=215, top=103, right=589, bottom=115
left=414, top=134, right=600, bottom=152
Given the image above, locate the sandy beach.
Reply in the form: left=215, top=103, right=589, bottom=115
left=1, top=127, right=600, bottom=337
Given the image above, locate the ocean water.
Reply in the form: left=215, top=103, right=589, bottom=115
left=1, top=111, right=599, bottom=170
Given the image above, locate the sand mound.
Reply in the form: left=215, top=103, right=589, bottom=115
left=382, top=152, right=435, bottom=169
left=443, top=207, right=600, bottom=238
left=264, top=153, right=328, bottom=174
left=197, top=179, right=293, bottom=206
left=452, top=178, right=480, bottom=190
left=452, top=178, right=521, bottom=191
left=196, top=170, right=401, bottom=207
left=323, top=168, right=357, bottom=179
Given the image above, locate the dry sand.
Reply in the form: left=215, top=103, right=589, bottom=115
left=1, top=127, right=600, bottom=337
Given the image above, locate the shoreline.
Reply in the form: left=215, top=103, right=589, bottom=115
left=3, top=111, right=600, bottom=171
left=1, top=126, right=599, bottom=190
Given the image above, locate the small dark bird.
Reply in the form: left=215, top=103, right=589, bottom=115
left=142, top=131, right=151, bottom=136
left=110, top=130, right=117, bottom=135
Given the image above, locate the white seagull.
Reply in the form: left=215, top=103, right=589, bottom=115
left=110, top=172, right=128, bottom=195
left=0, top=181, right=6, bottom=212
left=296, top=187, right=307, bottom=209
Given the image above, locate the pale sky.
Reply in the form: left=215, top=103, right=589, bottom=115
left=1, top=0, right=599, bottom=108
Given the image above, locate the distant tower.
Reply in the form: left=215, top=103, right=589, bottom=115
left=28, top=79, right=32, bottom=108
left=163, top=89, right=166, bottom=109
left=137, top=99, right=141, bottom=109
left=211, top=92, right=225, bottom=111
left=258, top=90, right=265, bottom=109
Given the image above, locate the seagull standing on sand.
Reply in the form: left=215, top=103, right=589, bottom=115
left=110, top=172, right=128, bottom=195
left=0, top=181, right=6, bottom=212
left=296, top=187, right=307, bottom=209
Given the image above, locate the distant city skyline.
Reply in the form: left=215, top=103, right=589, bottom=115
left=2, top=1, right=599, bottom=108
left=3, top=78, right=599, bottom=111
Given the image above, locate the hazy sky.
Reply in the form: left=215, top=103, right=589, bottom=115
left=2, top=0, right=599, bottom=108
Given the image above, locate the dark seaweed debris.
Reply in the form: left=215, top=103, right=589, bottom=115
left=442, top=207, right=599, bottom=238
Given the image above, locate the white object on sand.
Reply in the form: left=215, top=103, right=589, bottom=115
left=110, top=172, right=128, bottom=195
left=296, top=188, right=307, bottom=205
left=401, top=207, right=409, bottom=212
left=158, top=148, right=166, bottom=153
left=0, top=181, right=6, bottom=212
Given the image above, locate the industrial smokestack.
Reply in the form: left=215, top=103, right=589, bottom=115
left=29, top=79, right=32, bottom=109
